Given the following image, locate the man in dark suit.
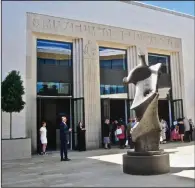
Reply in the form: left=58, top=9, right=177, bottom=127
left=60, top=116, right=72, bottom=161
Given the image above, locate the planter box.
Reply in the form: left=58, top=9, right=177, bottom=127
left=2, top=138, right=31, bottom=161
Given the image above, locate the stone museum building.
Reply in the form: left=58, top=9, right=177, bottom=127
left=2, top=1, right=194, bottom=159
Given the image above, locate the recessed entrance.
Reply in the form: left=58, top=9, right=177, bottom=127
left=37, top=98, right=71, bottom=152
left=101, top=99, right=127, bottom=146
left=158, top=99, right=170, bottom=140
left=110, top=100, right=126, bottom=121
left=101, top=99, right=127, bottom=122
left=158, top=100, right=169, bottom=126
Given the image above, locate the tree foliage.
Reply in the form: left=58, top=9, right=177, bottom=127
left=2, top=70, right=25, bottom=113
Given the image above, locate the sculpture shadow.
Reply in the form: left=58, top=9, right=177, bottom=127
left=170, top=166, right=195, bottom=174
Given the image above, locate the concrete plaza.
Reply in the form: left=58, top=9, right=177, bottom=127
left=2, top=142, right=195, bottom=187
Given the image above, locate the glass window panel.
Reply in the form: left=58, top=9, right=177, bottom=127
left=160, top=65, right=167, bottom=74
left=45, top=59, right=56, bottom=65
left=59, top=60, right=69, bottom=66
left=112, top=59, right=124, bottom=69
left=37, top=82, right=71, bottom=96
left=110, top=85, right=117, bottom=94
left=104, top=85, right=111, bottom=94
left=99, top=47, right=127, bottom=70
left=37, top=39, right=72, bottom=67
left=148, top=54, right=169, bottom=74
left=59, top=83, right=70, bottom=95
left=100, top=60, right=112, bottom=69
left=100, top=85, right=105, bottom=95
left=117, top=85, right=125, bottom=93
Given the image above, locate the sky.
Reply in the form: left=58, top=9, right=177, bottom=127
left=142, top=1, right=195, bottom=16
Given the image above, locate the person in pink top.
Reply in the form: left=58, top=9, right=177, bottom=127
left=116, top=121, right=126, bottom=149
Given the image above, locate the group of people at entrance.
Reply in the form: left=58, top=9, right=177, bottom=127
left=170, top=117, right=194, bottom=142
left=102, top=117, right=194, bottom=149
left=39, top=116, right=86, bottom=161
left=103, top=118, right=139, bottom=149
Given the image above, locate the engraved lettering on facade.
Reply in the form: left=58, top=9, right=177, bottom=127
left=61, top=21, right=70, bottom=30
left=135, top=32, right=143, bottom=41
left=167, top=38, right=173, bottom=48
left=75, top=24, right=82, bottom=32
left=148, top=36, right=156, bottom=45
left=97, top=27, right=104, bottom=37
left=43, top=19, right=53, bottom=29
left=32, top=18, right=40, bottom=28
left=159, top=37, right=165, bottom=46
left=83, top=25, right=96, bottom=36
left=121, top=30, right=131, bottom=41
left=53, top=20, right=61, bottom=30
left=103, top=28, right=112, bottom=37
left=30, top=14, right=180, bottom=50
left=97, top=27, right=111, bottom=38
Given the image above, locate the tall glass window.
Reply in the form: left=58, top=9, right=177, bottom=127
left=100, top=85, right=127, bottom=95
left=36, top=39, right=73, bottom=96
left=99, top=47, right=127, bottom=70
left=148, top=53, right=170, bottom=74
left=37, top=39, right=72, bottom=67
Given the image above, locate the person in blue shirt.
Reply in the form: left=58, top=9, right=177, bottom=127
left=131, top=119, right=136, bottom=128
left=60, top=116, right=72, bottom=161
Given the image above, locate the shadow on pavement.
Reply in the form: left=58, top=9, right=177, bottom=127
left=170, top=166, right=195, bottom=173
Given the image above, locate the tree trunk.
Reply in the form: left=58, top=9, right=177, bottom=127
left=10, top=113, right=12, bottom=139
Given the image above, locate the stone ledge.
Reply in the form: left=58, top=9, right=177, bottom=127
left=2, top=138, right=31, bottom=161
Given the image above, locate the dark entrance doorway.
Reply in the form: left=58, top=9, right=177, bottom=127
left=158, top=100, right=169, bottom=126
left=158, top=99, right=170, bottom=140
left=101, top=99, right=126, bottom=122
left=110, top=100, right=126, bottom=122
left=101, top=99, right=127, bottom=146
left=37, top=98, right=71, bottom=152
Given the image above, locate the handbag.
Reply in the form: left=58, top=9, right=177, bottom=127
left=125, top=139, right=128, bottom=146
left=116, top=128, right=122, bottom=135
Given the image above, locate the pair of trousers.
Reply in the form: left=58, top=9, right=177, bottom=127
left=128, top=136, right=134, bottom=149
left=185, top=131, right=191, bottom=142
left=119, top=139, right=125, bottom=148
left=60, top=141, right=68, bottom=159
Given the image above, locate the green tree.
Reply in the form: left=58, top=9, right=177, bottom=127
left=1, top=70, right=25, bottom=139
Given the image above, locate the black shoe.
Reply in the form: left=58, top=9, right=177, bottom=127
left=61, top=158, right=68, bottom=161
left=64, top=158, right=71, bottom=161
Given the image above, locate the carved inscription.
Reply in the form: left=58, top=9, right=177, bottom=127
left=30, top=14, right=180, bottom=50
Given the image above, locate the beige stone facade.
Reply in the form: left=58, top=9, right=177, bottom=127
left=26, top=12, right=184, bottom=151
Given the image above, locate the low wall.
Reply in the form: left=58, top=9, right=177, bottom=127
left=2, top=138, right=31, bottom=161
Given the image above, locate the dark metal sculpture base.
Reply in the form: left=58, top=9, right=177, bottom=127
left=123, top=151, right=170, bottom=175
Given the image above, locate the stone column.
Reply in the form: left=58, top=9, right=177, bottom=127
left=72, top=39, right=84, bottom=145
left=127, top=46, right=139, bottom=118
left=170, top=52, right=182, bottom=100
left=82, top=39, right=101, bottom=149
left=73, top=38, right=84, bottom=98
left=127, top=46, right=137, bottom=100
left=26, top=31, right=37, bottom=153
left=170, top=52, right=184, bottom=119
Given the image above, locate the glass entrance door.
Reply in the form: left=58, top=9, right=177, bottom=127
left=101, top=99, right=110, bottom=121
left=71, top=98, right=85, bottom=150
left=37, top=97, right=72, bottom=152
left=37, top=98, right=57, bottom=151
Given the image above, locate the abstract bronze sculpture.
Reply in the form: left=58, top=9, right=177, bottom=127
left=122, top=52, right=170, bottom=175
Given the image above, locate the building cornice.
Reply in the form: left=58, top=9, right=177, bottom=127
left=122, top=1, right=195, bottom=20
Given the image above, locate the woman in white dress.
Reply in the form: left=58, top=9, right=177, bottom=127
left=40, top=121, right=47, bottom=155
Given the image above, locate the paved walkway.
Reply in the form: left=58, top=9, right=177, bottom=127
left=2, top=142, right=195, bottom=187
